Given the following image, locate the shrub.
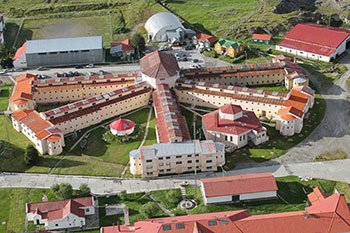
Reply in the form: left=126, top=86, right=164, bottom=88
left=51, top=183, right=74, bottom=199
left=119, top=190, right=128, bottom=201
left=131, top=33, right=146, bottom=51
left=78, top=183, right=91, bottom=197
left=140, top=202, right=159, bottom=218
left=166, top=189, right=183, bottom=208
left=24, top=145, right=39, bottom=165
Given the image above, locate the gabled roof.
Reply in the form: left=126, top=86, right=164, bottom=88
left=278, top=24, right=350, bottom=56
left=27, top=197, right=93, bottom=221
left=252, top=34, right=271, bottom=41
left=111, top=39, right=134, bottom=52
left=195, top=33, right=218, bottom=43
left=9, top=73, right=36, bottom=106
left=14, top=42, right=27, bottom=60
left=217, top=39, right=242, bottom=48
left=140, top=51, right=180, bottom=79
left=220, top=104, right=243, bottom=115
left=201, top=173, right=278, bottom=197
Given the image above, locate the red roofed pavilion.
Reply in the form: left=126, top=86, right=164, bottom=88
left=110, top=118, right=135, bottom=136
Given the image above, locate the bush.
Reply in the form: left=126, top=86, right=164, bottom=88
left=131, top=33, right=146, bottom=51
left=166, top=189, right=183, bottom=208
left=24, top=145, right=39, bottom=165
left=140, top=202, right=159, bottom=218
left=78, top=183, right=91, bottom=197
left=51, top=183, right=74, bottom=199
left=119, top=190, right=128, bottom=201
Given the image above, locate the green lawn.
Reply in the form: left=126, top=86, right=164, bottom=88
left=98, top=192, right=166, bottom=226
left=0, top=84, right=12, bottom=111
left=0, top=188, right=56, bottom=233
left=150, top=177, right=349, bottom=217
left=253, top=84, right=289, bottom=93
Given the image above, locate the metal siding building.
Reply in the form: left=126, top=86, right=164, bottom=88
left=14, top=36, right=104, bottom=68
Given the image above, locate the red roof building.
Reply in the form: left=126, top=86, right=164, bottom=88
left=26, top=197, right=95, bottom=231
left=202, top=104, right=268, bottom=149
left=195, top=33, right=218, bottom=44
left=201, top=173, right=278, bottom=204
left=252, top=34, right=272, bottom=44
left=110, top=118, right=135, bottom=136
left=101, top=187, right=350, bottom=233
left=110, top=39, right=135, bottom=57
left=277, top=24, right=350, bottom=62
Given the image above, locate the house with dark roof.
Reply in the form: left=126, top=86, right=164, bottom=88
left=140, top=50, right=180, bottom=88
left=202, top=104, right=269, bottom=149
left=101, top=187, right=350, bottom=233
left=277, top=23, right=350, bottom=62
left=201, top=173, right=278, bottom=205
left=26, top=196, right=95, bottom=231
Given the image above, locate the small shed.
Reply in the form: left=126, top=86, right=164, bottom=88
left=201, top=173, right=278, bottom=205
left=252, top=34, right=272, bottom=44
left=110, top=39, right=135, bottom=58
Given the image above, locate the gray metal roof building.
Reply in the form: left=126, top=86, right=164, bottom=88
left=14, top=36, right=104, bottom=68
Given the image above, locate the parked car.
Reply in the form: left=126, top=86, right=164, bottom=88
left=37, top=67, right=49, bottom=71
left=86, top=64, right=94, bottom=68
left=192, top=58, right=199, bottom=63
left=74, top=71, right=80, bottom=76
left=75, top=65, right=84, bottom=69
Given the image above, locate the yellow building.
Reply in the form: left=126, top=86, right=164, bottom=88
left=214, top=39, right=245, bottom=58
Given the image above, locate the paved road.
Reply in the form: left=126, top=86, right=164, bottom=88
left=1, top=159, right=350, bottom=195
left=272, top=53, right=350, bottom=164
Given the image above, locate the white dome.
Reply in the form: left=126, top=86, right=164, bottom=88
left=145, top=12, right=184, bottom=42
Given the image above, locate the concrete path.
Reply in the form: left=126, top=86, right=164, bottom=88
left=1, top=159, right=350, bottom=195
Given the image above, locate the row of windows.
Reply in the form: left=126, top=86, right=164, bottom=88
left=37, top=50, right=91, bottom=55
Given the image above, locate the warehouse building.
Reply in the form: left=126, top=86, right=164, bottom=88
left=13, top=36, right=104, bottom=68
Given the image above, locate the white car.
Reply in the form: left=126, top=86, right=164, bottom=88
left=86, top=64, right=94, bottom=68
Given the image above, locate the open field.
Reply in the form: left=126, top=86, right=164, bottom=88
left=151, top=176, right=350, bottom=217
left=0, top=188, right=56, bottom=233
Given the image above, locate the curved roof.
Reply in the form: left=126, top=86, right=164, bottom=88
left=145, top=12, right=183, bottom=35
left=110, top=118, right=135, bottom=131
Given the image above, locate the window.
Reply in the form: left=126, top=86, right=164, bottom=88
left=187, top=154, right=192, bottom=158
left=166, top=156, right=170, bottom=159
left=219, top=219, right=229, bottom=225
left=176, top=223, right=185, bottom=229
left=206, top=160, right=212, bottom=163
left=159, top=157, right=163, bottom=160
left=207, top=166, right=212, bottom=169
left=162, top=224, right=171, bottom=231
left=146, top=159, right=152, bottom=163
left=176, top=155, right=181, bottom=159
left=176, top=161, right=182, bottom=165
left=208, top=220, right=217, bottom=226
left=81, top=50, right=90, bottom=52
left=188, top=160, right=192, bottom=164
left=38, top=52, right=47, bottom=55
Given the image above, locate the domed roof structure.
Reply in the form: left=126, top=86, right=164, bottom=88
left=109, top=118, right=135, bottom=136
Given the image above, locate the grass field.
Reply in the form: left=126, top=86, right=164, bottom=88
left=0, top=188, right=56, bottom=233
left=151, top=176, right=350, bottom=217
left=0, top=83, right=12, bottom=111
left=0, top=107, right=156, bottom=177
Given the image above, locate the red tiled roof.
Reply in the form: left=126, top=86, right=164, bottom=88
left=252, top=34, right=271, bottom=41
left=14, top=42, right=26, bottom=60
left=140, top=51, right=179, bottom=79
left=278, top=106, right=303, bottom=119
left=27, top=197, right=93, bottom=221
left=308, top=187, right=326, bottom=205
left=152, top=84, right=191, bottom=143
left=9, top=73, right=36, bottom=106
left=203, top=107, right=266, bottom=135
left=101, top=188, right=350, bottom=233
left=201, top=173, right=277, bottom=197
left=111, top=39, right=134, bottom=52
left=220, top=104, right=242, bottom=115
left=278, top=24, right=350, bottom=56
left=195, top=33, right=218, bottom=44
left=109, top=118, right=135, bottom=131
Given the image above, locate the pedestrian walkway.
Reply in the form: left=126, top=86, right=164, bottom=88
left=1, top=159, right=350, bottom=195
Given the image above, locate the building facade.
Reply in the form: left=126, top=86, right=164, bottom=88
left=129, top=140, right=225, bottom=177
left=13, top=36, right=104, bottom=68
left=276, top=24, right=350, bottom=62
left=0, top=14, right=4, bottom=45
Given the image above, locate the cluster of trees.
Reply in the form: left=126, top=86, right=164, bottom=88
left=0, top=45, right=13, bottom=69
left=24, top=145, right=39, bottom=165
left=51, top=183, right=91, bottom=199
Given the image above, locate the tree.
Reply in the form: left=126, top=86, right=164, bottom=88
left=51, top=183, right=73, bottom=199
left=140, top=202, right=158, bottom=218
left=0, top=45, right=14, bottom=69
left=119, top=190, right=128, bottom=201
left=166, top=189, right=182, bottom=208
left=131, top=33, right=146, bottom=53
left=24, top=145, right=39, bottom=165
left=78, top=183, right=91, bottom=197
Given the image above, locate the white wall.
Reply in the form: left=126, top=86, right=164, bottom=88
left=13, top=54, right=27, bottom=68
left=276, top=45, right=331, bottom=62
left=240, top=190, right=277, bottom=201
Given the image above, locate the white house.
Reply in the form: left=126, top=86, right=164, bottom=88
left=26, top=196, right=95, bottom=231
left=201, top=173, right=278, bottom=205
left=277, top=24, right=350, bottom=62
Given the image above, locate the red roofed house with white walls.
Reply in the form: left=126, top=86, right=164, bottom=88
left=202, top=104, right=269, bottom=149
left=109, top=118, right=135, bottom=136
left=277, top=23, right=350, bottom=62
left=26, top=196, right=95, bottom=231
